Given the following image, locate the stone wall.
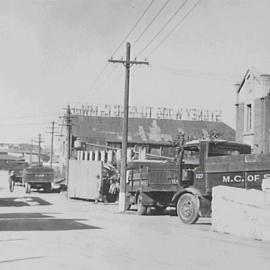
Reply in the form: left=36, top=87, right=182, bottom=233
left=212, top=186, right=270, bottom=241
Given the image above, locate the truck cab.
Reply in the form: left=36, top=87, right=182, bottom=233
left=175, top=139, right=270, bottom=224
left=182, top=139, right=251, bottom=193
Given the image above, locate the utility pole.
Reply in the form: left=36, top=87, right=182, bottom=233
left=49, top=121, right=55, bottom=168
left=38, top=134, right=42, bottom=166
left=64, top=105, right=72, bottom=196
left=108, top=42, right=149, bottom=212
left=30, top=139, right=33, bottom=166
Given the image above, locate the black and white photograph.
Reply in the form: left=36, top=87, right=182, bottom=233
left=1, top=0, right=270, bottom=269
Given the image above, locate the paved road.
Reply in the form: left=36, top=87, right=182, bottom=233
left=0, top=171, right=270, bottom=270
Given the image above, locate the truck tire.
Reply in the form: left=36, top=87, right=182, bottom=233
left=177, top=193, right=199, bottom=224
left=137, top=193, right=147, bottom=215
left=44, top=184, right=51, bottom=193
left=25, top=183, right=31, bottom=194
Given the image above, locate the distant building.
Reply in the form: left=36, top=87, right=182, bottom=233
left=236, top=69, right=270, bottom=153
left=0, top=143, right=50, bottom=165
left=59, top=108, right=235, bottom=163
left=0, top=151, right=25, bottom=170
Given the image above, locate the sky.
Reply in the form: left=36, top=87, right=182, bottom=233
left=1, top=0, right=270, bottom=147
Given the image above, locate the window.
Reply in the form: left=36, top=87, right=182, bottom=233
left=246, top=104, right=252, bottom=131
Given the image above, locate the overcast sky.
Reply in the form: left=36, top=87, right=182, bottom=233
left=1, top=0, right=270, bottom=145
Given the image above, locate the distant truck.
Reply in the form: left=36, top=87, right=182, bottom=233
left=126, top=139, right=268, bottom=224
left=9, top=161, right=29, bottom=185
left=22, top=165, right=54, bottom=193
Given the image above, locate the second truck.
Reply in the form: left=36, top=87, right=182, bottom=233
left=126, top=139, right=269, bottom=224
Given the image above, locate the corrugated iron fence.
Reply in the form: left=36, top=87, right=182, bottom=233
left=68, top=160, right=102, bottom=200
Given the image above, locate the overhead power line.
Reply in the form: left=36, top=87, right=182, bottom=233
left=86, top=0, right=154, bottom=99
left=147, top=0, right=201, bottom=57
left=0, top=121, right=48, bottom=126
left=90, top=65, right=120, bottom=99
left=88, top=62, right=110, bottom=93
left=0, top=113, right=57, bottom=120
left=136, top=0, right=189, bottom=57
left=111, top=0, right=155, bottom=57
left=133, top=0, right=171, bottom=47
left=153, top=65, right=240, bottom=82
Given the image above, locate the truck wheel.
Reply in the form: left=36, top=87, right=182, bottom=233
left=44, top=184, right=51, bottom=193
left=177, top=193, right=199, bottom=224
left=137, top=194, right=147, bottom=215
left=25, top=183, right=31, bottom=194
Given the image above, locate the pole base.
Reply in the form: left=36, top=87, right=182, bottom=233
left=118, top=192, right=126, bottom=212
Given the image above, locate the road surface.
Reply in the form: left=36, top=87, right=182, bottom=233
left=0, top=171, right=270, bottom=270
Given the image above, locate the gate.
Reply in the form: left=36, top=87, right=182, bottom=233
left=68, top=160, right=103, bottom=200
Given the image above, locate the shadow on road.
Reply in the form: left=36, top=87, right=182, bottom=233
left=0, top=212, right=101, bottom=231
left=126, top=208, right=212, bottom=225
left=0, top=212, right=54, bottom=219
left=0, top=197, right=52, bottom=207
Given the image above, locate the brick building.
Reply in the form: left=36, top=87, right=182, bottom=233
left=236, top=69, right=270, bottom=153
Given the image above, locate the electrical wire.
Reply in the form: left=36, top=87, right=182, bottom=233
left=90, top=65, right=120, bottom=99
left=0, top=121, right=49, bottom=126
left=136, top=0, right=189, bottom=57
left=86, top=0, right=154, bottom=99
left=111, top=0, right=155, bottom=57
left=88, top=62, right=110, bottom=93
left=0, top=113, right=57, bottom=120
left=153, top=65, right=240, bottom=82
left=147, top=0, right=201, bottom=58
left=133, top=0, right=171, bottom=47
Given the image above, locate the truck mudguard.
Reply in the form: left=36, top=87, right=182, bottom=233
left=172, top=186, right=203, bottom=204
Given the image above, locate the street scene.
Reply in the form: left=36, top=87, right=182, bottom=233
left=1, top=0, right=270, bottom=269
left=1, top=171, right=270, bottom=270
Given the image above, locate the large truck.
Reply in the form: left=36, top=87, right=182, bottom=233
left=22, top=165, right=54, bottom=193
left=126, top=139, right=269, bottom=224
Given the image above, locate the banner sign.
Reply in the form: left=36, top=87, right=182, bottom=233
left=71, top=104, right=222, bottom=122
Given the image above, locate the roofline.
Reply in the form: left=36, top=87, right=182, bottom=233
left=185, top=139, right=251, bottom=148
left=237, top=69, right=250, bottom=94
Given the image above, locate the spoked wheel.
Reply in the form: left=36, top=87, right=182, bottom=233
left=137, top=193, right=147, bottom=215
left=25, top=183, right=31, bottom=194
left=177, top=193, right=199, bottom=224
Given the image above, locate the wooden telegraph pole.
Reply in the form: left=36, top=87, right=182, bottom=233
left=30, top=139, right=33, bottom=166
left=108, top=42, right=149, bottom=212
left=37, top=134, right=42, bottom=166
left=49, top=121, right=55, bottom=168
left=65, top=105, right=72, bottom=197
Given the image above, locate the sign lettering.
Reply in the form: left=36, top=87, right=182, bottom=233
left=71, top=104, right=222, bottom=122
left=222, top=174, right=266, bottom=183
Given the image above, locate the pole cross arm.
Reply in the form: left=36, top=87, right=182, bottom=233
left=129, top=60, right=149, bottom=65
left=108, top=59, right=149, bottom=66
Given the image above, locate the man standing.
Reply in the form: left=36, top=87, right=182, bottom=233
left=8, top=169, right=16, bottom=192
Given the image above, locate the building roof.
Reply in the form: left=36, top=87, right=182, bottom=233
left=0, top=153, right=24, bottom=161
left=72, top=116, right=235, bottom=145
left=237, top=69, right=251, bottom=94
